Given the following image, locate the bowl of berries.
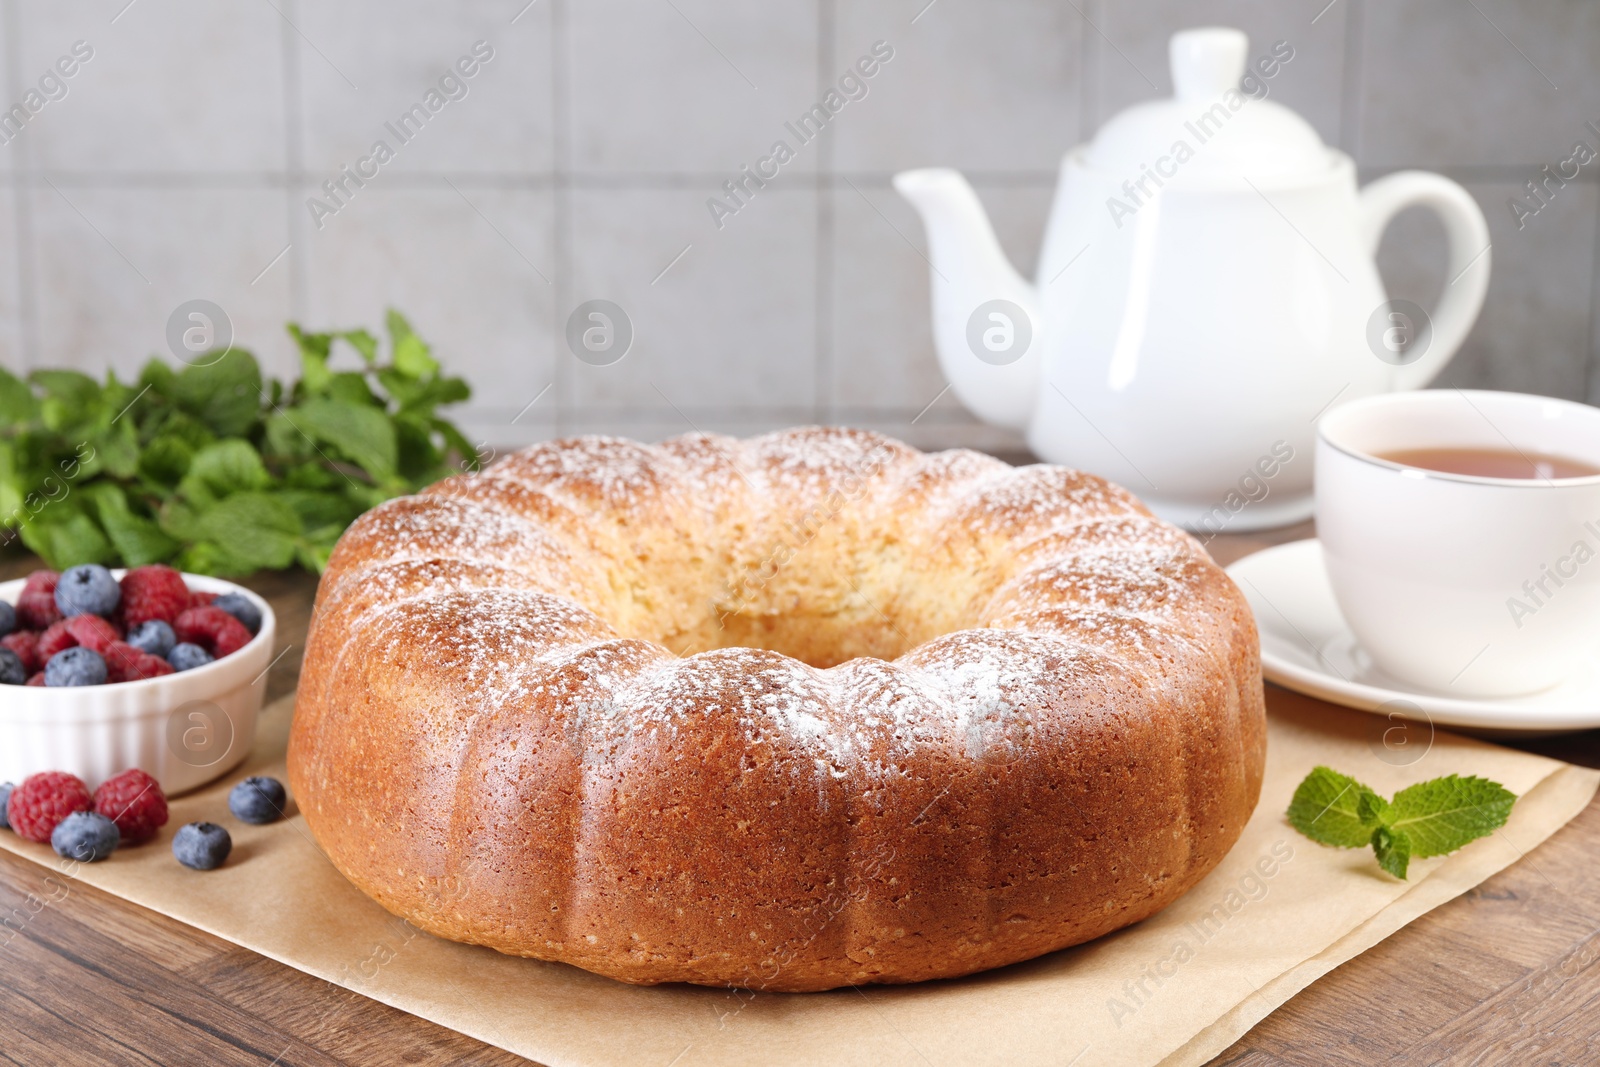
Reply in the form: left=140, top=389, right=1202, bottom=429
left=0, top=563, right=275, bottom=795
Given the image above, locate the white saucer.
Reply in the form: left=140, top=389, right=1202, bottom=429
left=1225, top=539, right=1600, bottom=737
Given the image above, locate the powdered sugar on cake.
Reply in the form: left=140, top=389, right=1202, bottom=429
left=315, top=426, right=1230, bottom=775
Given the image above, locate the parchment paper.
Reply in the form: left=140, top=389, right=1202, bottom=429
left=2, top=688, right=1593, bottom=1067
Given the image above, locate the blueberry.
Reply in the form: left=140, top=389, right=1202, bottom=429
left=54, top=564, right=121, bottom=618
left=0, top=599, right=14, bottom=637
left=229, top=776, right=287, bottom=824
left=127, top=619, right=177, bottom=658
left=172, top=821, right=232, bottom=870
left=0, top=782, right=13, bottom=830
left=0, top=647, right=24, bottom=686
left=45, top=647, right=107, bottom=687
left=167, top=643, right=214, bottom=672
left=212, top=592, right=262, bottom=636
left=51, top=811, right=120, bottom=862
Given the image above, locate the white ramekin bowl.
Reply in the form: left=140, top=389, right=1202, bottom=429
left=0, top=571, right=275, bottom=794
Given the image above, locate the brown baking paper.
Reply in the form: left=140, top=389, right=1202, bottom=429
left=2, top=687, right=1594, bottom=1067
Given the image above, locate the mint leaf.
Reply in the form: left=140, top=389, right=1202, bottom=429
left=1286, top=766, right=1381, bottom=848
left=0, top=440, right=22, bottom=518
left=179, top=439, right=271, bottom=507
left=326, top=371, right=382, bottom=409
left=157, top=498, right=206, bottom=543
left=1288, top=767, right=1519, bottom=880
left=192, top=491, right=302, bottom=573
left=431, top=415, right=480, bottom=473
left=136, top=357, right=178, bottom=396
left=175, top=540, right=236, bottom=576
left=295, top=536, right=340, bottom=573
left=89, top=484, right=178, bottom=566
left=31, top=369, right=103, bottom=434
left=1371, top=826, right=1412, bottom=880
left=94, top=417, right=140, bottom=479
left=1389, top=775, right=1517, bottom=859
left=0, top=364, right=39, bottom=425
left=275, top=489, right=361, bottom=539
left=289, top=324, right=334, bottom=395
left=286, top=397, right=398, bottom=481
left=171, top=350, right=262, bottom=437
left=138, top=436, right=195, bottom=488
left=1357, top=788, right=1391, bottom=826
left=378, top=369, right=470, bottom=414
left=388, top=309, right=439, bottom=379
left=19, top=510, right=114, bottom=569
left=338, top=328, right=379, bottom=364
left=3, top=310, right=470, bottom=576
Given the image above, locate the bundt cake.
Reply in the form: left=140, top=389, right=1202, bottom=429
left=288, top=427, right=1266, bottom=992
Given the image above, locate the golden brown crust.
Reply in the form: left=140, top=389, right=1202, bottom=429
left=288, top=427, right=1266, bottom=992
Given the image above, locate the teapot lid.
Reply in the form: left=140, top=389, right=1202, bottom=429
left=1082, top=28, right=1330, bottom=181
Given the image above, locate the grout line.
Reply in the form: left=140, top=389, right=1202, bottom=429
left=551, top=0, right=571, bottom=436
left=815, top=0, right=834, bottom=424
left=0, top=169, right=1065, bottom=189
left=0, top=165, right=1582, bottom=191
left=1587, top=187, right=1600, bottom=403
left=280, top=0, right=308, bottom=327
left=1078, top=0, right=1098, bottom=137
left=454, top=402, right=1009, bottom=421
left=1339, top=0, right=1366, bottom=162
left=4, top=0, right=39, bottom=371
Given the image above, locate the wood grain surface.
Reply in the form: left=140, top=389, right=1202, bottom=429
left=3, top=517, right=1599, bottom=1066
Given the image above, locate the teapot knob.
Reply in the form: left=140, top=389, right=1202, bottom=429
left=1169, top=27, right=1248, bottom=102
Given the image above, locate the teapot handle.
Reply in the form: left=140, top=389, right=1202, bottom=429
left=1357, top=171, right=1491, bottom=390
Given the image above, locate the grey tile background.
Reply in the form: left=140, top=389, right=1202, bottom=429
left=0, top=0, right=1595, bottom=454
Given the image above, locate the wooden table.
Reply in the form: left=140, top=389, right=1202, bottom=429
left=4, top=521, right=1599, bottom=1065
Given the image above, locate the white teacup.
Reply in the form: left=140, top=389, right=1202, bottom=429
left=1316, top=390, right=1600, bottom=697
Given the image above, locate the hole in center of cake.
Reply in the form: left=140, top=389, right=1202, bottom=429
left=625, top=540, right=970, bottom=670
left=684, top=605, right=916, bottom=669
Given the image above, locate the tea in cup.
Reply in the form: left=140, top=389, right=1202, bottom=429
left=1315, top=390, right=1600, bottom=697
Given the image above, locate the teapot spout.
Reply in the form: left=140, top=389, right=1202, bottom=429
left=893, top=168, right=1041, bottom=431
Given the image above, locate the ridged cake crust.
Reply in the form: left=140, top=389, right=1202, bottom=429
left=288, top=427, right=1266, bottom=992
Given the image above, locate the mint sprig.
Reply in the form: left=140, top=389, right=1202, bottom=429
left=1286, top=766, right=1517, bottom=879
left=0, top=310, right=475, bottom=576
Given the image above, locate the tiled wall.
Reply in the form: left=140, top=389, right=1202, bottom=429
left=1, top=0, right=1595, bottom=454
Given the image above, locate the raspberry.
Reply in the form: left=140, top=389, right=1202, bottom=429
left=2, top=631, right=40, bottom=673
left=188, top=590, right=218, bottom=609
left=130, top=653, right=175, bottom=680
left=37, top=620, right=77, bottom=661
left=25, top=672, right=44, bottom=686
left=102, top=640, right=141, bottom=680
left=21, top=569, right=59, bottom=596
left=119, top=565, right=192, bottom=627
left=17, top=570, right=62, bottom=630
left=92, top=769, right=168, bottom=844
left=104, top=641, right=174, bottom=682
left=174, top=606, right=253, bottom=659
left=65, top=614, right=121, bottom=654
left=8, top=771, right=92, bottom=843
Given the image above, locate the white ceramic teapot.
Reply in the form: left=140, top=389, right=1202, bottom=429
left=895, top=27, right=1490, bottom=531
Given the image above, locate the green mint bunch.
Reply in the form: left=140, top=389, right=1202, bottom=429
left=0, top=310, right=475, bottom=576
left=1286, top=766, right=1517, bottom=879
